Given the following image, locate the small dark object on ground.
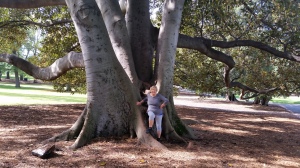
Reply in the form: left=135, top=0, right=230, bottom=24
left=32, top=144, right=56, bottom=159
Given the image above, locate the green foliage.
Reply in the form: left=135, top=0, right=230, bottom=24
left=1, top=1, right=299, bottom=97
left=174, top=49, right=224, bottom=94
left=0, top=8, right=28, bottom=52
left=0, top=8, right=30, bottom=80
left=173, top=0, right=300, bottom=97
left=29, top=6, right=86, bottom=94
left=0, top=6, right=86, bottom=93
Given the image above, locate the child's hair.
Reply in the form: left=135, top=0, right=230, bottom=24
left=150, top=85, right=157, bottom=90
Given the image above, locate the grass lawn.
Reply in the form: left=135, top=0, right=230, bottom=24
left=1, top=81, right=300, bottom=105
left=0, top=83, right=86, bottom=105
left=271, top=96, right=300, bottom=104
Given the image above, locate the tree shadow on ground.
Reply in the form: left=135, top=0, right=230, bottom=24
left=1, top=102, right=300, bottom=167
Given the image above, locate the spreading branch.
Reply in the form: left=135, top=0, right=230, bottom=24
left=201, top=38, right=300, bottom=62
left=0, top=51, right=84, bottom=80
left=231, top=81, right=279, bottom=100
left=0, top=20, right=73, bottom=28
left=177, top=34, right=235, bottom=69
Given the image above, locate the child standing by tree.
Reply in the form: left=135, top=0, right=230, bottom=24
left=136, top=86, right=169, bottom=141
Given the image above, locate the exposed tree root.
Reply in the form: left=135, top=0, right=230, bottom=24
left=134, top=109, right=168, bottom=150
left=166, top=97, right=196, bottom=140
left=70, top=103, right=97, bottom=149
left=43, top=106, right=87, bottom=144
left=42, top=95, right=193, bottom=150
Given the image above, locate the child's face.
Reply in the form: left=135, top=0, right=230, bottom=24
left=150, top=88, right=157, bottom=94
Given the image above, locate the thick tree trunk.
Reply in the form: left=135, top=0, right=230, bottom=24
left=63, top=0, right=135, bottom=149
left=126, top=0, right=154, bottom=83
left=57, top=0, right=165, bottom=149
left=95, top=0, right=139, bottom=86
left=155, top=0, right=194, bottom=141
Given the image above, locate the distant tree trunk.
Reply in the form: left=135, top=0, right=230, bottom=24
left=14, top=68, right=20, bottom=88
left=6, top=71, right=10, bottom=79
left=253, top=97, right=260, bottom=104
left=20, top=74, right=23, bottom=81
left=226, top=90, right=238, bottom=101
left=258, top=95, right=271, bottom=106
left=0, top=70, right=2, bottom=81
left=65, top=83, right=71, bottom=92
left=228, top=94, right=237, bottom=101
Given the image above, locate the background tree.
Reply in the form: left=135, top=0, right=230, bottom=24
left=174, top=0, right=300, bottom=103
left=31, top=6, right=86, bottom=93
left=0, top=0, right=299, bottom=149
left=0, top=8, right=28, bottom=86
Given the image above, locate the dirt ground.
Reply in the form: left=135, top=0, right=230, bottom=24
left=1, top=97, right=300, bottom=168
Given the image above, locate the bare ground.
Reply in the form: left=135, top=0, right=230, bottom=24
left=0, top=96, right=300, bottom=168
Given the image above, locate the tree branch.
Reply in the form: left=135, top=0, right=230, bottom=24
left=177, top=34, right=235, bottom=69
left=0, top=20, right=72, bottom=28
left=0, top=0, right=66, bottom=8
left=201, top=38, right=300, bottom=62
left=0, top=51, right=84, bottom=81
left=231, top=81, right=279, bottom=100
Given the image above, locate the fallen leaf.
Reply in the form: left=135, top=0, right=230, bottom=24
left=140, top=159, right=146, bottom=163
left=99, top=161, right=106, bottom=166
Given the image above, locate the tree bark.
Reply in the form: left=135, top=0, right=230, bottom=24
left=155, top=0, right=194, bottom=141
left=95, top=0, right=139, bottom=86
left=14, top=67, right=20, bottom=88
left=126, top=0, right=155, bottom=83
left=63, top=0, right=149, bottom=149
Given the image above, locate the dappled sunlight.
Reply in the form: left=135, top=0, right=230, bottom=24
left=174, top=95, right=281, bottom=114
left=0, top=125, right=71, bottom=145
left=1, top=100, right=300, bottom=167
left=167, top=2, right=175, bottom=10
left=265, top=117, right=300, bottom=123
left=224, top=154, right=299, bottom=167
left=204, top=126, right=257, bottom=136
left=176, top=99, right=300, bottom=167
left=233, top=123, right=286, bottom=133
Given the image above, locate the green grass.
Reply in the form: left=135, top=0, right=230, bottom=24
left=0, top=83, right=86, bottom=105
left=1, top=81, right=300, bottom=105
left=271, top=96, right=300, bottom=104
left=209, top=95, right=300, bottom=104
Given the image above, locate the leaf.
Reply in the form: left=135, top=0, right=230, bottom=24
left=139, top=159, right=146, bottom=163
left=99, top=161, right=106, bottom=166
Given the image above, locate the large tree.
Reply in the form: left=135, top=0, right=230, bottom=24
left=0, top=0, right=299, bottom=149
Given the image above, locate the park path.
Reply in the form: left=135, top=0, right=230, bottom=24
left=273, top=103, right=300, bottom=118
left=174, top=94, right=300, bottom=118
